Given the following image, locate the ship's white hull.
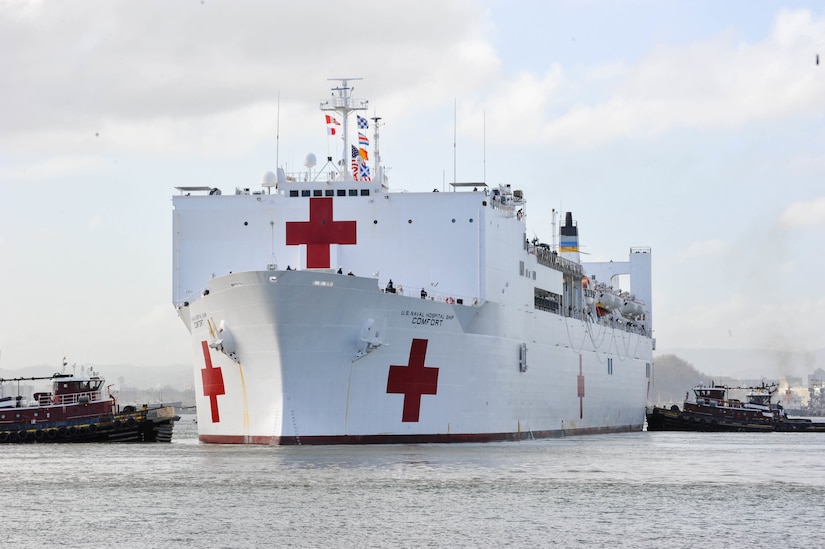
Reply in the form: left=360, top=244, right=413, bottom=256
left=181, top=269, right=652, bottom=444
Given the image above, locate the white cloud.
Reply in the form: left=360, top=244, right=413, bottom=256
left=88, top=214, right=103, bottom=231
left=672, top=238, right=730, bottom=264
left=503, top=9, right=825, bottom=148
left=0, top=1, right=495, bottom=156
left=0, top=155, right=109, bottom=181
left=657, top=289, right=825, bottom=353
left=458, top=68, right=566, bottom=143
left=778, top=196, right=825, bottom=228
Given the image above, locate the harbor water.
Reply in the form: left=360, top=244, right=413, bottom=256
left=2, top=414, right=823, bottom=548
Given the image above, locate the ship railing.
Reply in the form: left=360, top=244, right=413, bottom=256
left=321, top=96, right=369, bottom=111
left=488, top=196, right=525, bottom=219
left=489, top=198, right=515, bottom=216
left=175, top=286, right=210, bottom=309
left=532, top=246, right=583, bottom=276
left=52, top=391, right=104, bottom=406
left=381, top=284, right=481, bottom=307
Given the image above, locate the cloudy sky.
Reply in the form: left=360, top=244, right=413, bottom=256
left=1, top=0, right=823, bottom=378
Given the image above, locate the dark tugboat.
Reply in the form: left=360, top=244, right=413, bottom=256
left=0, top=370, right=179, bottom=443
left=646, top=381, right=825, bottom=432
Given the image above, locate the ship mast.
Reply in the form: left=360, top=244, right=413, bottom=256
left=371, top=115, right=383, bottom=187
left=320, top=78, right=368, bottom=180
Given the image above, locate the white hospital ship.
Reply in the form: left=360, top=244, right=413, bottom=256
left=172, top=79, right=653, bottom=444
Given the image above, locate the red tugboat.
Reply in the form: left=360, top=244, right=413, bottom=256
left=0, top=371, right=179, bottom=443
left=647, top=381, right=825, bottom=432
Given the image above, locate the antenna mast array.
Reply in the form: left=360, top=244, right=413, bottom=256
left=320, top=78, right=368, bottom=180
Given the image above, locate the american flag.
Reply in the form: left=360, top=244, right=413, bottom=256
left=351, top=145, right=359, bottom=179
left=357, top=115, right=368, bottom=129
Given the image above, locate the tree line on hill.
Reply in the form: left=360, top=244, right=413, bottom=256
left=648, top=354, right=740, bottom=406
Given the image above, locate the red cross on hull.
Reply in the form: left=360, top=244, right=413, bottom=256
left=577, top=354, right=585, bottom=419
left=285, top=197, right=357, bottom=269
left=201, top=340, right=226, bottom=423
left=387, top=338, right=439, bottom=422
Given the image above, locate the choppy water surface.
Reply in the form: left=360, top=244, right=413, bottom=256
left=2, top=415, right=823, bottom=548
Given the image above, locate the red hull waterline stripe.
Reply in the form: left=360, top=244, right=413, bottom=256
left=199, top=424, right=643, bottom=445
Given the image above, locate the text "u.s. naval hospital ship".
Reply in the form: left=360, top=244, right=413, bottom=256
left=173, top=79, right=654, bottom=444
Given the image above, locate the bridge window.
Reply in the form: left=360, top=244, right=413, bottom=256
left=325, top=190, right=334, bottom=197
left=534, top=287, right=560, bottom=313
left=313, top=190, right=322, bottom=197
left=301, top=190, right=310, bottom=197
left=360, top=189, right=370, bottom=196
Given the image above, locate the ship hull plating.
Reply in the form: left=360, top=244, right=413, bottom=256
left=183, top=270, right=651, bottom=444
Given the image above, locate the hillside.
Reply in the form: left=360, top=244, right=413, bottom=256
left=648, top=354, right=746, bottom=406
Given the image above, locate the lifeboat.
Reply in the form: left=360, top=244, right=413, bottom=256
left=595, top=288, right=622, bottom=312
left=620, top=296, right=645, bottom=319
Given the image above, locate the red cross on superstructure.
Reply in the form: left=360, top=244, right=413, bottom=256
left=387, top=338, right=440, bottom=423
left=577, top=354, right=585, bottom=419
left=200, top=340, right=226, bottom=423
left=285, top=197, right=357, bottom=269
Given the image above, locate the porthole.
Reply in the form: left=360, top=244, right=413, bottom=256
left=408, top=219, right=413, bottom=224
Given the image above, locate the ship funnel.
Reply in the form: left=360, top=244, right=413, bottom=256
left=560, top=211, right=580, bottom=264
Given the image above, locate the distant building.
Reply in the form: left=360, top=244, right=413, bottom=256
left=808, top=369, right=825, bottom=414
